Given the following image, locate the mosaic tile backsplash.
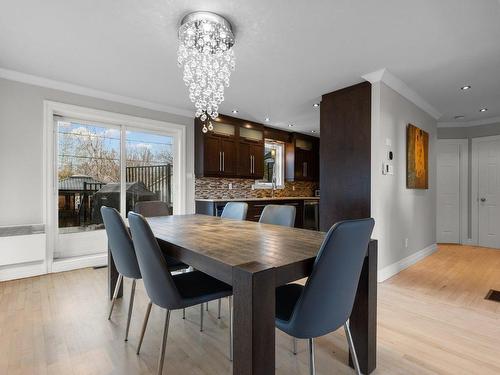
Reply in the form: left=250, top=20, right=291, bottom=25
left=195, top=178, right=319, bottom=200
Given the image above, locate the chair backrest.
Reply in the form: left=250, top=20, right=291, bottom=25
left=134, top=201, right=170, bottom=217
left=286, top=218, right=375, bottom=339
left=101, top=206, right=141, bottom=279
left=221, top=202, right=248, bottom=220
left=259, top=204, right=296, bottom=227
left=128, top=212, right=182, bottom=309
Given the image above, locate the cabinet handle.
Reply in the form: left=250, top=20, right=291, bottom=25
left=252, top=155, right=254, bottom=174
left=303, top=162, right=307, bottom=177
left=222, top=152, right=225, bottom=171
left=250, top=155, right=253, bottom=174
left=219, top=152, right=222, bottom=172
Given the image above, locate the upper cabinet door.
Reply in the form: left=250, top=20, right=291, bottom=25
left=238, top=142, right=252, bottom=177
left=220, top=138, right=237, bottom=176
left=251, top=144, right=264, bottom=179
left=204, top=136, right=222, bottom=175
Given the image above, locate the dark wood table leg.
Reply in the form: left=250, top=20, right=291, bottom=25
left=349, top=239, right=378, bottom=374
left=232, top=262, right=276, bottom=375
left=108, top=244, right=123, bottom=300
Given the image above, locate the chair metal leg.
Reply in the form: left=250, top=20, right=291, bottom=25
left=309, top=338, right=315, bottom=375
left=136, top=301, right=152, bottom=355
left=200, top=304, right=204, bottom=332
left=157, top=310, right=171, bottom=375
left=206, top=302, right=209, bottom=311
left=292, top=337, right=297, bottom=355
left=218, top=298, right=221, bottom=319
left=344, top=320, right=362, bottom=375
left=228, top=296, right=233, bottom=361
left=108, top=274, right=123, bottom=320
left=125, top=279, right=136, bottom=341
left=182, top=308, right=185, bottom=319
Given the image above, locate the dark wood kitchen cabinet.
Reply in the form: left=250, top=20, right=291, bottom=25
left=195, top=117, right=238, bottom=177
left=286, top=133, right=319, bottom=181
left=238, top=142, right=264, bottom=179
left=195, top=114, right=265, bottom=178
left=200, top=134, right=237, bottom=177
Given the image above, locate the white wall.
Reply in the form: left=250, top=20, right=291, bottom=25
left=371, top=82, right=437, bottom=280
left=0, top=77, right=195, bottom=227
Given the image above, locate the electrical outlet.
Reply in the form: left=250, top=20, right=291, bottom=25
left=228, top=183, right=233, bottom=190
left=404, top=238, right=409, bottom=248
left=292, top=185, right=296, bottom=191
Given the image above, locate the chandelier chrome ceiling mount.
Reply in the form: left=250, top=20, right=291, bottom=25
left=177, top=11, right=236, bottom=132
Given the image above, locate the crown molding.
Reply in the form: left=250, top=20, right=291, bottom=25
left=362, top=68, right=442, bottom=120
left=437, top=116, right=500, bottom=128
left=0, top=67, right=194, bottom=118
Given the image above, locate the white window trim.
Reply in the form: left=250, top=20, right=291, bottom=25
left=253, top=140, right=285, bottom=189
left=43, top=100, right=187, bottom=272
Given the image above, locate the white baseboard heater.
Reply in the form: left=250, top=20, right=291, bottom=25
left=0, top=224, right=46, bottom=266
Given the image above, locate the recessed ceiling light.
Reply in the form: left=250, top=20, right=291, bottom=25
left=454, top=115, right=465, bottom=120
left=265, top=117, right=270, bottom=122
left=461, top=85, right=471, bottom=90
left=313, top=103, right=320, bottom=108
left=232, top=109, right=238, bottom=114
left=479, top=108, right=488, bottom=112
left=288, top=124, right=293, bottom=127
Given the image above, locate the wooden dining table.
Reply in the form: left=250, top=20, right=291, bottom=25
left=108, top=214, right=378, bottom=375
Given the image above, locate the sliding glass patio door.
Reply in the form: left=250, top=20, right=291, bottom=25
left=54, top=116, right=175, bottom=260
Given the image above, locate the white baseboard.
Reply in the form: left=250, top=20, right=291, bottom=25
left=462, top=238, right=476, bottom=246
left=378, top=243, right=437, bottom=282
left=51, top=253, right=108, bottom=273
left=0, top=261, right=47, bottom=282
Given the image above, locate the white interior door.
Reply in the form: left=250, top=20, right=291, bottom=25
left=477, top=139, right=500, bottom=248
left=437, top=141, right=461, bottom=243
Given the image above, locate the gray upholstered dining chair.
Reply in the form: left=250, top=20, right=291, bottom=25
left=221, top=202, right=248, bottom=220
left=259, top=204, right=296, bottom=227
left=274, top=218, right=374, bottom=375
left=128, top=212, right=233, bottom=374
left=134, top=200, right=170, bottom=217
left=134, top=200, right=193, bottom=322
left=101, top=206, right=142, bottom=342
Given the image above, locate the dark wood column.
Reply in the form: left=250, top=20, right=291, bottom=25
left=320, top=81, right=376, bottom=373
left=320, top=81, right=372, bottom=230
left=232, top=262, right=276, bottom=375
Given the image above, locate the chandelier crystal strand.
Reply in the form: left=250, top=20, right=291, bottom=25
left=177, top=12, right=235, bottom=123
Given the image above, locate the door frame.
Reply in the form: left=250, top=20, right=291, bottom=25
left=43, top=100, right=187, bottom=272
left=436, top=139, right=469, bottom=244
left=471, top=134, right=500, bottom=246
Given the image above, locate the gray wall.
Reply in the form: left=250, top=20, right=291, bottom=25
left=437, top=122, right=500, bottom=238
left=0, top=78, right=195, bottom=226
left=372, top=82, right=437, bottom=271
left=437, top=122, right=500, bottom=139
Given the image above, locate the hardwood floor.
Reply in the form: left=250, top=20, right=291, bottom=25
left=0, top=244, right=499, bottom=374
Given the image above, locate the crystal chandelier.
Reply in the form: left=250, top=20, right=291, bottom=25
left=177, top=11, right=235, bottom=132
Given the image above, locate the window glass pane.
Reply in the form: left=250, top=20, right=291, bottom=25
left=57, top=120, right=120, bottom=233
left=263, top=141, right=284, bottom=186
left=125, top=130, right=174, bottom=217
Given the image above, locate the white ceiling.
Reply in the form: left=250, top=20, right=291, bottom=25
left=1, top=0, right=499, bottom=133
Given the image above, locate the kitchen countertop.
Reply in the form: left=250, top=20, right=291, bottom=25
left=195, top=196, right=320, bottom=202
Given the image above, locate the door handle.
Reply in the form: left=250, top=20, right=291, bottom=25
left=480, top=198, right=486, bottom=202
